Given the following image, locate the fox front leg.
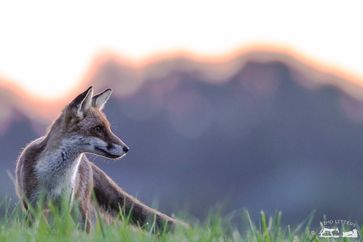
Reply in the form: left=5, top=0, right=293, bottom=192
left=77, top=201, right=96, bottom=233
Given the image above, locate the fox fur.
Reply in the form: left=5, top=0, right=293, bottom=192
left=15, top=86, right=182, bottom=232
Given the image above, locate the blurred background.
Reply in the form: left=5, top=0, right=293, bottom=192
left=1, top=0, right=363, bottom=225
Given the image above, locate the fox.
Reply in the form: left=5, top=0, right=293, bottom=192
left=15, top=86, right=183, bottom=232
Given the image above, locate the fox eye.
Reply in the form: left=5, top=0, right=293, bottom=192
left=94, top=125, right=103, bottom=132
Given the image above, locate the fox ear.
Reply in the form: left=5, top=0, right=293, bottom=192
left=92, top=89, right=112, bottom=110
left=68, top=86, right=94, bottom=118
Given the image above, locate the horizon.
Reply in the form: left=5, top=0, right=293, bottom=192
left=3, top=47, right=363, bottom=124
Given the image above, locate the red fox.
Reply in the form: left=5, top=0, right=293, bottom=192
left=15, top=86, right=183, bottom=232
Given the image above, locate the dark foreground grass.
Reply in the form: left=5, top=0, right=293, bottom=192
left=0, top=199, right=361, bottom=242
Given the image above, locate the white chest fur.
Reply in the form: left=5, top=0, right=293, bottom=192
left=35, top=138, right=83, bottom=201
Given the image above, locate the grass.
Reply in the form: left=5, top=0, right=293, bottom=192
left=0, top=199, right=361, bottom=242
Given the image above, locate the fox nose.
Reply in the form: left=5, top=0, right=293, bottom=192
left=122, top=146, right=129, bottom=153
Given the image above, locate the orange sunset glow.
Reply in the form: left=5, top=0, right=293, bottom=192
left=0, top=0, right=362, bottom=101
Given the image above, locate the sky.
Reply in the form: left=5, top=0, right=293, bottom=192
left=0, top=0, right=362, bottom=99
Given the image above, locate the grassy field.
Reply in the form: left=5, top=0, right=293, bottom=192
left=0, top=200, right=361, bottom=242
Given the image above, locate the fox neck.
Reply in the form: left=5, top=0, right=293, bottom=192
left=35, top=134, right=84, bottom=201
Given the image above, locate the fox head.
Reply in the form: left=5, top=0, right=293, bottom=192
left=59, top=86, right=129, bottom=159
